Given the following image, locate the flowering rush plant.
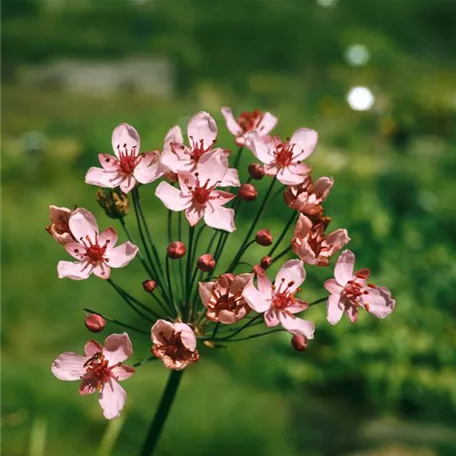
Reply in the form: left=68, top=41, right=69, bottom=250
left=47, top=109, right=395, bottom=454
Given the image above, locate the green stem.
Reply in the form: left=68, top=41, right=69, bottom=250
left=140, top=370, right=184, bottom=456
left=271, top=245, right=292, bottom=265
left=215, top=328, right=283, bottom=342
left=232, top=146, right=244, bottom=169
left=268, top=211, right=297, bottom=257
left=83, top=308, right=150, bottom=335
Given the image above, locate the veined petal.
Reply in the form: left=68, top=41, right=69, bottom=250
left=246, top=132, right=274, bottom=165
left=324, top=278, right=343, bottom=295
left=325, top=229, right=350, bottom=256
left=362, top=286, right=396, bottom=319
left=85, top=340, right=103, bottom=357
left=99, top=227, right=118, bottom=251
left=199, top=281, right=214, bottom=308
left=92, top=263, right=111, bottom=280
left=105, top=242, right=138, bottom=268
left=334, top=250, right=356, bottom=286
left=119, top=176, right=136, bottom=194
left=264, top=309, right=280, bottom=327
left=275, top=260, right=306, bottom=294
left=257, top=112, right=278, bottom=135
left=51, top=352, right=86, bottom=381
left=156, top=182, right=192, bottom=212
left=220, top=168, right=240, bottom=187
left=289, top=128, right=318, bottom=161
left=98, top=154, right=119, bottom=171
left=242, top=279, right=271, bottom=313
left=187, top=111, right=218, bottom=149
left=99, top=380, right=127, bottom=420
left=69, top=208, right=99, bottom=243
left=204, top=205, right=235, bottom=232
left=277, top=166, right=309, bottom=185
left=57, top=260, right=92, bottom=280
left=164, top=126, right=184, bottom=151
left=64, top=242, right=86, bottom=260
left=110, top=365, right=135, bottom=382
left=197, top=150, right=229, bottom=186
left=209, top=190, right=235, bottom=207
left=103, top=333, right=133, bottom=365
left=221, top=107, right=243, bottom=136
left=174, top=323, right=197, bottom=351
left=112, top=123, right=140, bottom=158
left=257, top=274, right=273, bottom=299
left=134, top=152, right=163, bottom=185
left=279, top=313, right=315, bottom=339
left=185, top=205, right=204, bottom=226
left=326, top=294, right=344, bottom=325
left=85, top=167, right=119, bottom=189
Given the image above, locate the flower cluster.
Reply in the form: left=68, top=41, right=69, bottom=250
left=48, top=109, right=395, bottom=420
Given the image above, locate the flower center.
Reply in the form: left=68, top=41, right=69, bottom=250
left=190, top=138, right=212, bottom=164
left=161, top=331, right=189, bottom=359
left=116, top=143, right=139, bottom=175
left=274, top=141, right=295, bottom=167
left=343, top=280, right=371, bottom=301
left=272, top=292, right=294, bottom=310
left=83, top=352, right=112, bottom=391
left=187, top=174, right=220, bottom=207
left=78, top=234, right=110, bottom=264
left=237, top=110, right=263, bottom=133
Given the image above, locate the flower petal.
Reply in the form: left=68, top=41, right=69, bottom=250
left=174, top=323, right=197, bottom=351
left=204, top=205, right=235, bottom=232
left=99, top=380, right=127, bottom=419
left=185, top=205, right=204, bottom=226
left=151, top=320, right=175, bottom=345
left=209, top=190, right=235, bottom=207
left=279, top=313, right=315, bottom=339
left=110, top=365, right=135, bottom=382
left=257, top=112, right=278, bottom=135
left=324, top=229, right=351, bottom=256
left=164, top=126, right=184, bottom=151
left=245, top=132, right=274, bottom=165
left=85, top=340, right=103, bottom=357
left=85, top=167, right=121, bottom=189
left=51, top=352, right=86, bottom=381
left=242, top=279, right=271, bottom=313
left=275, top=259, right=306, bottom=294
left=324, top=278, right=343, bottom=295
left=64, top=242, right=86, bottom=260
left=112, top=123, right=140, bottom=158
left=362, top=286, right=396, bottom=319
left=221, top=107, right=243, bottom=136
left=264, top=309, right=280, bottom=327
left=105, top=242, right=138, bottom=268
left=69, top=208, right=99, bottom=243
left=119, top=176, right=136, bottom=194
left=103, top=333, right=133, bottom=365
left=92, top=263, right=111, bottom=279
left=197, top=149, right=229, bottom=186
left=334, top=250, right=356, bottom=286
left=98, top=154, right=119, bottom=171
left=220, top=168, right=240, bottom=187
left=289, top=128, right=318, bottom=161
left=199, top=281, right=214, bottom=308
left=257, top=274, right=273, bottom=299
left=57, top=260, right=92, bottom=280
left=314, top=176, right=334, bottom=200
left=187, top=111, right=218, bottom=149
left=99, top=227, right=118, bottom=250
left=156, top=182, right=192, bottom=212
left=277, top=166, right=309, bottom=185
left=326, top=294, right=344, bottom=325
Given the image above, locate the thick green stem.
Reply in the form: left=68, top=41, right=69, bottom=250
left=140, top=370, right=184, bottom=456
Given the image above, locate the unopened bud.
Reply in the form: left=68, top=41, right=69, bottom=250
left=85, top=313, right=105, bottom=333
left=291, top=334, right=308, bottom=351
left=197, top=254, right=216, bottom=272
left=165, top=171, right=178, bottom=183
left=252, top=264, right=266, bottom=276
left=96, top=188, right=129, bottom=219
left=238, top=183, right=258, bottom=202
left=255, top=229, right=273, bottom=246
left=260, top=255, right=272, bottom=269
left=167, top=241, right=186, bottom=259
left=142, top=279, right=157, bottom=293
left=248, top=163, right=265, bottom=180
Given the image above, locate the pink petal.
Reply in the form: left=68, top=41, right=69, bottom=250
left=110, top=364, right=135, bottom=382
left=203, top=205, right=235, bottom=232
left=257, top=112, right=278, bottom=135
left=362, top=286, right=396, bottom=319
left=119, top=175, right=136, bottom=194
left=334, top=250, right=356, bottom=286
left=187, top=111, right=218, bottom=149
left=199, top=282, right=214, bottom=308
left=326, top=295, right=344, bottom=325
left=85, top=340, right=103, bottom=357
left=209, top=190, right=235, bottom=207
left=99, top=380, right=126, bottom=419
left=49, top=205, right=71, bottom=223
left=257, top=274, right=273, bottom=299
left=69, top=208, right=99, bottom=243
left=185, top=205, right=205, bottom=226
left=174, top=323, right=197, bottom=351
left=277, top=166, right=309, bottom=185
left=164, top=126, right=184, bottom=151
left=105, top=241, right=138, bottom=268
left=99, top=227, right=118, bottom=250
left=197, top=149, right=229, bottom=186
left=220, top=168, right=240, bottom=187
left=345, top=304, right=358, bottom=323
left=92, top=263, right=111, bottom=279
left=51, top=352, right=86, bottom=381
left=264, top=309, right=280, bottom=327
left=151, top=320, right=175, bottom=345
left=103, top=333, right=133, bottom=365
left=325, top=229, right=350, bottom=256
left=294, top=214, right=313, bottom=238
left=275, top=259, right=306, bottom=294
left=57, top=260, right=92, bottom=280
left=161, top=147, right=191, bottom=173
left=314, top=176, right=334, bottom=200
left=324, top=278, right=343, bottom=295
left=134, top=153, right=163, bottom=185
left=85, top=167, right=121, bottom=189
left=242, top=279, right=271, bottom=313
left=279, top=313, right=315, bottom=339
left=264, top=163, right=279, bottom=176
left=221, top=107, right=243, bottom=136
left=64, top=242, right=86, bottom=260
left=289, top=128, right=318, bottom=161
left=156, top=182, right=192, bottom=212
left=246, top=132, right=274, bottom=165
left=98, top=154, right=119, bottom=171
left=112, top=123, right=140, bottom=159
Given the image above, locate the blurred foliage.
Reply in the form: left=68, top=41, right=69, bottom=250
left=2, top=0, right=456, bottom=455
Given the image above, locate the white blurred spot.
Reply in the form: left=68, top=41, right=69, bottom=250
left=347, top=87, right=375, bottom=111
left=316, top=0, right=338, bottom=7
left=345, top=44, right=370, bottom=67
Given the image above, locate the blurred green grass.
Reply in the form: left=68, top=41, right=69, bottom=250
left=2, top=80, right=456, bottom=456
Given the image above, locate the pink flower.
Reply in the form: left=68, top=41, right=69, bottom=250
left=284, top=175, right=334, bottom=216
left=246, top=129, right=318, bottom=185
left=57, top=208, right=138, bottom=280
left=291, top=214, right=350, bottom=266
left=199, top=273, right=253, bottom=324
left=242, top=259, right=315, bottom=338
left=221, top=107, right=277, bottom=147
left=46, top=205, right=74, bottom=244
left=155, top=150, right=238, bottom=232
left=51, top=333, right=135, bottom=419
left=325, top=250, right=396, bottom=324
left=151, top=320, right=200, bottom=370
left=85, top=123, right=163, bottom=193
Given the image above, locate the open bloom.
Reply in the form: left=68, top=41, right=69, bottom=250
left=57, top=208, right=138, bottom=280
left=325, top=250, right=396, bottom=324
left=242, top=260, right=315, bottom=338
left=284, top=175, right=334, bottom=217
left=291, top=214, right=350, bottom=266
left=85, top=123, right=163, bottom=193
left=221, top=107, right=277, bottom=147
left=199, top=273, right=253, bottom=324
left=46, top=205, right=74, bottom=244
left=151, top=320, right=200, bottom=370
left=51, top=333, right=135, bottom=419
left=155, top=150, right=238, bottom=231
left=246, top=128, right=318, bottom=185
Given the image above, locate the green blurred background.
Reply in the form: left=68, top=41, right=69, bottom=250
left=2, top=0, right=456, bottom=455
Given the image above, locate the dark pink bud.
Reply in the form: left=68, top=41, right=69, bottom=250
left=85, top=313, right=105, bottom=333
left=260, top=255, right=272, bottom=269
left=291, top=334, right=308, bottom=351
left=142, top=279, right=157, bottom=293
left=248, top=163, right=265, bottom=180
left=252, top=264, right=266, bottom=276
left=238, top=183, right=258, bottom=202
left=197, top=254, right=216, bottom=272
left=255, top=229, right=273, bottom=246
left=167, top=241, right=186, bottom=259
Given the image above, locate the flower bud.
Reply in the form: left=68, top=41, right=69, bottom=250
left=197, top=254, right=216, bottom=272
left=85, top=313, right=105, bottom=333
left=167, top=241, right=186, bottom=259
left=260, top=255, right=272, bottom=269
left=142, top=279, right=157, bottom=293
left=255, top=229, right=273, bottom=246
left=248, top=163, right=265, bottom=180
left=238, top=183, right=258, bottom=202
left=291, top=334, right=308, bottom=351
left=96, top=188, right=129, bottom=219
